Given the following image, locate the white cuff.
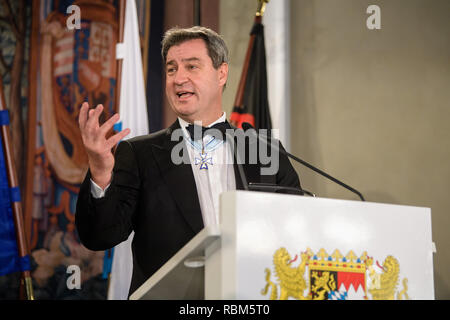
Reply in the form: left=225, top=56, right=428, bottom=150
left=90, top=179, right=111, bottom=198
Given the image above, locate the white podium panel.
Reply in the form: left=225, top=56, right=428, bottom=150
left=130, top=226, right=220, bottom=300
left=210, top=191, right=434, bottom=300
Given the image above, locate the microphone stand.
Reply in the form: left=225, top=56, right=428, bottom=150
left=225, top=129, right=309, bottom=196
left=224, top=131, right=249, bottom=191
left=242, top=123, right=365, bottom=201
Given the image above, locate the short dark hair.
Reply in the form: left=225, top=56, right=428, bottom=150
left=161, top=26, right=229, bottom=69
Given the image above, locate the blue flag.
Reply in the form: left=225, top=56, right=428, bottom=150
left=0, top=111, right=30, bottom=276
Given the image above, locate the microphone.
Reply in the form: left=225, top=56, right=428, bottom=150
left=241, top=122, right=365, bottom=201
left=226, top=126, right=306, bottom=196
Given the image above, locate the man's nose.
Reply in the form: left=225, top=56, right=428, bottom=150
left=173, top=67, right=188, bottom=85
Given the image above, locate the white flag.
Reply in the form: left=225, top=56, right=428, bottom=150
left=107, top=0, right=149, bottom=300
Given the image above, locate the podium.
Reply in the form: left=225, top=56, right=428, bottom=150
left=130, top=191, right=435, bottom=300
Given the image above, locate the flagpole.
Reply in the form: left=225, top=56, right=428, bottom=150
left=230, top=0, right=269, bottom=128
left=0, top=77, right=34, bottom=300
left=256, top=0, right=269, bottom=17
left=115, top=0, right=126, bottom=114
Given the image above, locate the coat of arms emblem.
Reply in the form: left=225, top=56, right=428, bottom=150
left=262, top=247, right=410, bottom=300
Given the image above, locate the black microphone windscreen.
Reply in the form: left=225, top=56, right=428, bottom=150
left=242, top=122, right=254, bottom=131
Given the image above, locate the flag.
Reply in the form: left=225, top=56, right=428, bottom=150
left=262, top=0, right=291, bottom=148
left=230, top=20, right=272, bottom=130
left=106, top=0, right=149, bottom=300
left=0, top=110, right=30, bottom=276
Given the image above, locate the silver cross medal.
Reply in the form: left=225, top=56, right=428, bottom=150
left=195, top=151, right=213, bottom=170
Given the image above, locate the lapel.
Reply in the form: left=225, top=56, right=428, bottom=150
left=151, top=120, right=204, bottom=234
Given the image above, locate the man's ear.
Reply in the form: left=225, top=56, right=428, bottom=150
left=218, top=63, right=228, bottom=87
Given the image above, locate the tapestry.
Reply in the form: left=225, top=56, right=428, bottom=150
left=0, top=0, right=151, bottom=300
left=28, top=0, right=120, bottom=300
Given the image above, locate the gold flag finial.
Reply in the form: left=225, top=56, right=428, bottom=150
left=256, top=0, right=269, bottom=17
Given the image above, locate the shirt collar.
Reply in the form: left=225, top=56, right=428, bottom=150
left=178, top=112, right=227, bottom=137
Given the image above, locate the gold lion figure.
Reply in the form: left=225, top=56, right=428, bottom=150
left=368, top=255, right=409, bottom=300
left=261, top=248, right=310, bottom=300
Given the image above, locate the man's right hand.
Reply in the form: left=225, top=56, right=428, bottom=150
left=78, top=102, right=130, bottom=189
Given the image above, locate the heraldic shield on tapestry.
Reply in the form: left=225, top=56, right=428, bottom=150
left=262, top=247, right=410, bottom=300
left=26, top=0, right=121, bottom=298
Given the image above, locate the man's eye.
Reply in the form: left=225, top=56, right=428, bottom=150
left=188, top=65, right=198, bottom=70
left=167, top=68, right=176, bottom=74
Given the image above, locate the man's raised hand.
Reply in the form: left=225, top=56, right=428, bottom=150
left=78, top=102, right=130, bottom=189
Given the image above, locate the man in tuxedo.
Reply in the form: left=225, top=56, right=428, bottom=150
left=75, top=26, right=301, bottom=296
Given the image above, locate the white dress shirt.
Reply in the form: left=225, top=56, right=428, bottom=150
left=90, top=112, right=236, bottom=227
left=178, top=113, right=236, bottom=227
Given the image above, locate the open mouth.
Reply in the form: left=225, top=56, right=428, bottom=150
left=176, top=91, right=195, bottom=99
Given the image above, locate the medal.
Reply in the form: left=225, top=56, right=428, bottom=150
left=195, top=151, right=213, bottom=170
left=185, top=132, right=223, bottom=170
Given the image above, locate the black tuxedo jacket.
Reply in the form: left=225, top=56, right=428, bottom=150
left=75, top=120, right=301, bottom=296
